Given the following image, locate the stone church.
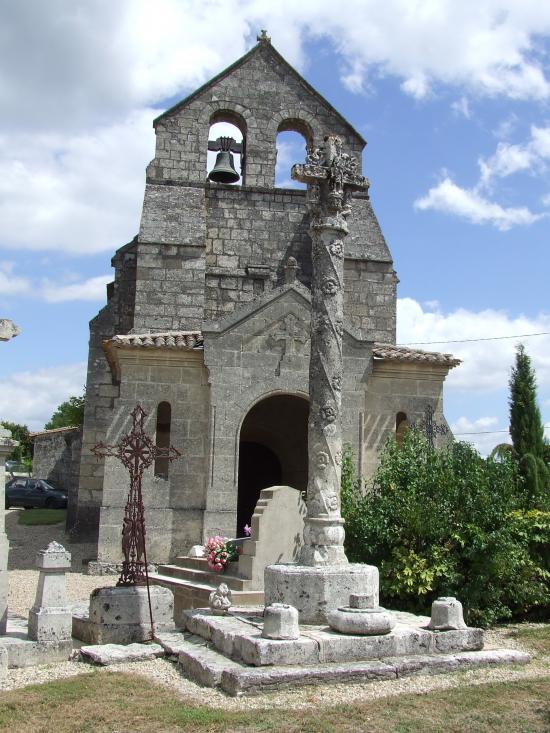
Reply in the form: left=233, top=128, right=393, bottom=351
left=74, top=35, right=459, bottom=567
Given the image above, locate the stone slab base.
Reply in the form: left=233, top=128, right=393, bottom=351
left=264, top=563, right=379, bottom=624
left=72, top=585, right=175, bottom=644
left=217, top=649, right=530, bottom=696
left=0, top=616, right=73, bottom=668
left=182, top=609, right=484, bottom=667
left=80, top=642, right=164, bottom=665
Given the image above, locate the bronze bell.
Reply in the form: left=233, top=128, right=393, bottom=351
left=208, top=136, right=240, bottom=184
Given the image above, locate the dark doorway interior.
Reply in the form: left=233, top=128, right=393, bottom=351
left=237, top=394, right=309, bottom=536
left=237, top=442, right=282, bottom=536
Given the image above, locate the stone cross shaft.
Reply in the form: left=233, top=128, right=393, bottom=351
left=92, top=405, right=180, bottom=586
left=292, top=135, right=368, bottom=566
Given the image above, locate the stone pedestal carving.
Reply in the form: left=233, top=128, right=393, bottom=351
left=28, top=542, right=72, bottom=642
left=262, top=603, right=299, bottom=640
left=327, top=593, right=395, bottom=635
left=264, top=136, right=379, bottom=623
left=428, top=597, right=467, bottom=631
left=0, top=427, right=18, bottom=634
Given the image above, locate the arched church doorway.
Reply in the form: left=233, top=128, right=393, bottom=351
left=237, top=393, right=309, bottom=536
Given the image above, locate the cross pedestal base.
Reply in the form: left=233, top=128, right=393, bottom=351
left=264, top=563, right=379, bottom=624
left=73, top=585, right=175, bottom=645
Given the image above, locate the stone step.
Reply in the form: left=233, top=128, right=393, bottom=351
left=172, top=556, right=210, bottom=570
left=149, top=573, right=264, bottom=619
left=156, top=563, right=252, bottom=591
left=218, top=649, right=531, bottom=696
left=177, top=634, right=247, bottom=687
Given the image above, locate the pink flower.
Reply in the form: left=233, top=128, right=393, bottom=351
left=244, top=524, right=252, bottom=537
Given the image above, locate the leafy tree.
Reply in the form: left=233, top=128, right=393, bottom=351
left=509, top=344, right=549, bottom=508
left=0, top=421, right=33, bottom=467
left=341, top=432, right=550, bottom=626
left=44, top=393, right=86, bottom=430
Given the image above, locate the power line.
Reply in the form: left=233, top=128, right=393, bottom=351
left=398, top=331, right=550, bottom=346
left=454, top=424, right=550, bottom=436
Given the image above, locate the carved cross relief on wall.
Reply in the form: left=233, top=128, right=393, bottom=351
left=245, top=313, right=310, bottom=373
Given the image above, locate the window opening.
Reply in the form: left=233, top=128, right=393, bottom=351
left=207, top=120, right=244, bottom=185
left=275, top=129, right=309, bottom=189
left=396, top=412, right=409, bottom=446
left=154, top=402, right=172, bottom=478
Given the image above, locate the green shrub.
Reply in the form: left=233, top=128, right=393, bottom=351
left=341, top=433, right=550, bottom=627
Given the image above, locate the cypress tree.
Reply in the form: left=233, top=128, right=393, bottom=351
left=509, top=344, right=548, bottom=507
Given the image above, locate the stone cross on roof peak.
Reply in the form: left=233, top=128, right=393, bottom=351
left=257, top=29, right=271, bottom=43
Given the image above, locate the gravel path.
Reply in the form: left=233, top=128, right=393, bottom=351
left=3, top=510, right=549, bottom=708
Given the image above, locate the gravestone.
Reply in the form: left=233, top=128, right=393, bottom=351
left=237, top=485, right=306, bottom=589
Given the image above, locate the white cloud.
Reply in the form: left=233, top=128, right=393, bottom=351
left=2, top=0, right=550, bottom=138
left=0, top=363, right=86, bottom=431
left=0, top=262, right=31, bottom=296
left=397, top=297, right=550, bottom=392
left=479, top=125, right=550, bottom=188
left=450, top=416, right=507, bottom=457
left=414, top=177, right=542, bottom=230
left=40, top=275, right=111, bottom=303
left=451, top=97, right=471, bottom=119
left=0, top=110, right=154, bottom=254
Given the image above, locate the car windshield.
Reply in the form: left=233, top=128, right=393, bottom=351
left=39, top=481, right=64, bottom=493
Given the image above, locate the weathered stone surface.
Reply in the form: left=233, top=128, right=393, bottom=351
left=428, top=596, right=467, bottom=631
left=80, top=642, right=164, bottom=665
left=28, top=542, right=72, bottom=643
left=155, top=630, right=194, bottom=657
left=431, top=627, right=484, bottom=653
left=0, top=636, right=72, bottom=668
left=237, top=486, right=306, bottom=589
left=0, top=319, right=20, bottom=341
left=73, top=585, right=175, bottom=644
left=327, top=606, right=395, bottom=636
left=0, top=645, right=7, bottom=678
left=178, top=634, right=245, bottom=687
left=262, top=603, right=299, bottom=640
left=264, top=563, right=379, bottom=624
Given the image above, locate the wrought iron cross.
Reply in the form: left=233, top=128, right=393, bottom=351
left=412, top=404, right=449, bottom=450
left=92, top=405, right=181, bottom=586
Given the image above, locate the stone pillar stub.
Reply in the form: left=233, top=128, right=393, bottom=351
left=28, top=542, right=73, bottom=643
left=264, top=563, right=379, bottom=624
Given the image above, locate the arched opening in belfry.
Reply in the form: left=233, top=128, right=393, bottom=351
left=237, top=393, right=309, bottom=536
left=207, top=114, right=246, bottom=185
left=275, top=121, right=311, bottom=189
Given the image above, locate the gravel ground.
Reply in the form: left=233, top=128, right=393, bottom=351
left=3, top=510, right=549, bottom=708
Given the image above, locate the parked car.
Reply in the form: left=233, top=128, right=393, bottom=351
left=5, top=478, right=67, bottom=509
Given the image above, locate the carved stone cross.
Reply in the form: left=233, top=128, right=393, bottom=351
left=269, top=314, right=308, bottom=356
left=292, top=136, right=368, bottom=566
left=92, top=405, right=180, bottom=586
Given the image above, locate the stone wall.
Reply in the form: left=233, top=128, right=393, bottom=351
left=96, top=348, right=210, bottom=564
left=31, top=427, right=82, bottom=530
left=74, top=240, right=137, bottom=539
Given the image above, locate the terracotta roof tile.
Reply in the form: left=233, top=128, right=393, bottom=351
left=109, top=331, right=204, bottom=350
left=373, top=343, right=461, bottom=368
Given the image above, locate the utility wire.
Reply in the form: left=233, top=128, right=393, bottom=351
left=398, top=331, right=550, bottom=346
left=454, top=424, right=550, bottom=436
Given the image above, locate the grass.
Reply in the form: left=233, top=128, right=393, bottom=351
left=0, top=670, right=549, bottom=733
left=510, top=624, right=550, bottom=656
left=17, top=509, right=66, bottom=526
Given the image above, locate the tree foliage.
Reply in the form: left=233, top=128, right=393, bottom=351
left=509, top=344, right=549, bottom=508
left=0, top=421, right=33, bottom=467
left=341, top=433, right=550, bottom=627
left=44, top=394, right=86, bottom=430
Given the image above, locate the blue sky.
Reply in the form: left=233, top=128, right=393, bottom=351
left=0, top=0, right=549, bottom=454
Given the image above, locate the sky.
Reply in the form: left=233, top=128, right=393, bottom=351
left=0, top=0, right=549, bottom=455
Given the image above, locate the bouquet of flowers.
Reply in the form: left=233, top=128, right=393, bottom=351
left=203, top=535, right=239, bottom=572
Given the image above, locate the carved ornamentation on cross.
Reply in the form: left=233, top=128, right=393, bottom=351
left=92, top=405, right=181, bottom=586
left=292, top=136, right=368, bottom=566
